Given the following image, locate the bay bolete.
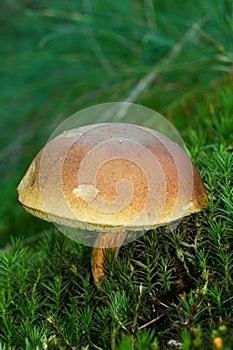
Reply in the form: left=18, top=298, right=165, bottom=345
left=17, top=123, right=208, bottom=283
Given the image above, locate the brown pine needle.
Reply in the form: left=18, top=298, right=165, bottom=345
left=138, top=313, right=166, bottom=330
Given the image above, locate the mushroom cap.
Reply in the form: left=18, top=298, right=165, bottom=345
left=17, top=123, right=208, bottom=232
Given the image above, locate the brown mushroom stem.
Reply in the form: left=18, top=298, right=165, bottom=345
left=91, top=231, right=127, bottom=284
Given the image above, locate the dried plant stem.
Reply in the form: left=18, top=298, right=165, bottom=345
left=115, top=16, right=208, bottom=121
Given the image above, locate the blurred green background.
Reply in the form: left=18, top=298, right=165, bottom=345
left=0, top=0, right=233, bottom=247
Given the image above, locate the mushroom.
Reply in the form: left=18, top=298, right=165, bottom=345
left=17, top=123, right=208, bottom=284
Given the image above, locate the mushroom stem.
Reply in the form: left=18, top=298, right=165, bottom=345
left=91, top=231, right=126, bottom=284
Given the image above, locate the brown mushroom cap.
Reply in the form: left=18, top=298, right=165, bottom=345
left=17, top=123, right=208, bottom=233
